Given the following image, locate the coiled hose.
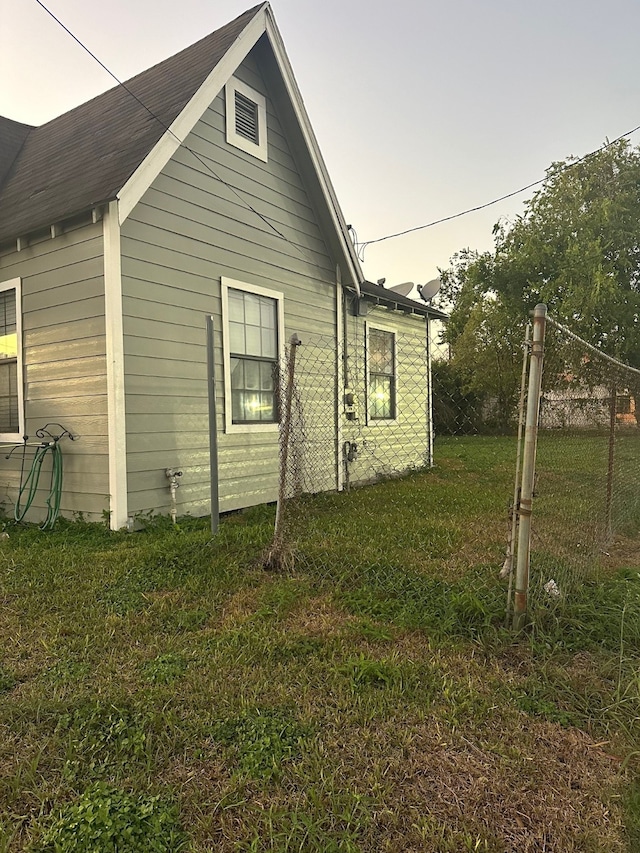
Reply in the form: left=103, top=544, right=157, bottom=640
left=14, top=441, right=64, bottom=530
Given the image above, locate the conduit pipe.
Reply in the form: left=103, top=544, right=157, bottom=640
left=165, top=468, right=183, bottom=524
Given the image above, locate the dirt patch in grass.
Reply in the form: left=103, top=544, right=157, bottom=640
left=282, top=594, right=356, bottom=637
left=319, top=714, right=627, bottom=852
left=216, top=587, right=263, bottom=629
left=605, top=536, right=640, bottom=570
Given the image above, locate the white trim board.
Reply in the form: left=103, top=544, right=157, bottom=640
left=103, top=200, right=129, bottom=530
left=225, top=75, right=268, bottom=162
left=264, top=9, right=363, bottom=295
left=116, top=3, right=362, bottom=295
left=117, top=5, right=268, bottom=224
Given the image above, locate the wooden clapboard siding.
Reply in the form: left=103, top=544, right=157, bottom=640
left=344, top=306, right=430, bottom=484
left=0, top=221, right=109, bottom=521
left=120, top=48, right=339, bottom=518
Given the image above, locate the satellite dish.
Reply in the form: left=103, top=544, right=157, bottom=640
left=388, top=281, right=414, bottom=297
left=417, top=277, right=441, bottom=302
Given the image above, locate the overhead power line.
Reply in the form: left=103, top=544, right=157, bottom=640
left=33, top=0, right=329, bottom=272
left=355, top=122, right=640, bottom=262
left=33, top=0, right=640, bottom=274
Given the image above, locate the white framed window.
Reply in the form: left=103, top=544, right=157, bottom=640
left=366, top=322, right=397, bottom=422
left=0, top=278, right=23, bottom=441
left=221, top=278, right=284, bottom=433
left=225, top=76, right=268, bottom=162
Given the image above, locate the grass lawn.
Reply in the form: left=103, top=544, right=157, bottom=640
left=0, top=436, right=639, bottom=851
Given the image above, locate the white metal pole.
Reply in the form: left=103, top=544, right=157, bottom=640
left=513, top=304, right=547, bottom=632
left=426, top=316, right=434, bottom=467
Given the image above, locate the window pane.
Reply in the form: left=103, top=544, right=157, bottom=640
left=261, top=328, right=276, bottom=358
left=229, top=322, right=246, bottom=354
left=370, top=374, right=393, bottom=420
left=244, top=359, right=260, bottom=390
left=232, top=389, right=244, bottom=423
left=369, top=329, right=393, bottom=375
left=230, top=357, right=244, bottom=386
left=228, top=289, right=245, bottom=323
left=228, top=288, right=278, bottom=423
left=244, top=293, right=261, bottom=326
left=260, top=299, right=276, bottom=331
left=260, top=361, right=274, bottom=391
left=368, top=328, right=395, bottom=420
left=0, top=361, right=18, bottom=432
left=244, top=325, right=262, bottom=357
left=0, top=290, right=17, bottom=360
left=230, top=356, right=276, bottom=423
left=259, top=392, right=274, bottom=421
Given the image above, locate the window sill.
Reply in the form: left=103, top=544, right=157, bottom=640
left=224, top=422, right=279, bottom=435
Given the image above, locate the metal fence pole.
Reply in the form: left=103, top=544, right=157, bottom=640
left=513, top=304, right=547, bottom=631
left=273, top=334, right=302, bottom=545
left=605, top=384, right=616, bottom=542
left=504, top=322, right=531, bottom=625
left=206, top=315, right=219, bottom=535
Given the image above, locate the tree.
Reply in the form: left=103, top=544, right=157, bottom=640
left=438, top=139, right=640, bottom=424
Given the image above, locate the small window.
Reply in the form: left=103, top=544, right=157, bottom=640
left=616, top=395, right=631, bottom=415
left=0, top=278, right=23, bottom=439
left=367, top=326, right=396, bottom=420
left=222, top=279, right=284, bottom=432
left=225, top=76, right=268, bottom=162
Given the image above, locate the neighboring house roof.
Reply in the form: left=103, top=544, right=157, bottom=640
left=0, top=4, right=363, bottom=289
left=360, top=281, right=448, bottom=321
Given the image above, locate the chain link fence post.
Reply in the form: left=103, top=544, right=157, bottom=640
left=513, top=304, right=547, bottom=631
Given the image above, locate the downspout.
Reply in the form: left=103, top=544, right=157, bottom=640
left=426, top=313, right=434, bottom=467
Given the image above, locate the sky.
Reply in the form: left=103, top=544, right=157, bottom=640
left=2, top=0, right=640, bottom=290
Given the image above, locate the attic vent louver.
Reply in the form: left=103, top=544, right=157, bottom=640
left=234, top=91, right=259, bottom=144
left=225, top=76, right=267, bottom=162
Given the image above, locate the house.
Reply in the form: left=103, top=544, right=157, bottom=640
left=0, top=3, right=446, bottom=529
left=541, top=386, right=638, bottom=430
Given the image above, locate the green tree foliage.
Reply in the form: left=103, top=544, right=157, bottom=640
left=439, top=139, right=640, bottom=425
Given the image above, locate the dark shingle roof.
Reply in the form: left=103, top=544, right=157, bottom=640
left=0, top=116, right=33, bottom=189
left=0, top=4, right=263, bottom=244
left=360, top=280, right=448, bottom=320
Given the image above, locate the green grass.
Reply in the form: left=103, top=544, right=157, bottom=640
left=0, top=435, right=639, bottom=851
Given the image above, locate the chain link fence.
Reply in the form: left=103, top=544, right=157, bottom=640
left=527, top=316, right=640, bottom=607
left=261, top=308, right=640, bottom=633
left=263, top=322, right=516, bottom=633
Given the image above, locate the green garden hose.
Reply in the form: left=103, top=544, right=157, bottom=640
left=14, top=441, right=64, bottom=530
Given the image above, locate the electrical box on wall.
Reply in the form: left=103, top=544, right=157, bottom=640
left=344, top=389, right=357, bottom=420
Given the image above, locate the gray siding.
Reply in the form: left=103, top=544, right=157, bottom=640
left=120, top=50, right=339, bottom=518
left=0, top=222, right=109, bottom=521
left=343, top=305, right=430, bottom=484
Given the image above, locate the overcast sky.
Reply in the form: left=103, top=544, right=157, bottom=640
left=2, top=0, right=640, bottom=288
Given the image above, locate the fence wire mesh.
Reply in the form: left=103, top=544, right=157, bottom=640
left=262, top=311, right=640, bottom=632
left=264, top=323, right=517, bottom=633
left=528, top=318, right=640, bottom=606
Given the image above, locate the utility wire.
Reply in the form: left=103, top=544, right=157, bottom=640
left=34, top=0, right=640, bottom=274
left=356, top=122, right=640, bottom=262
left=34, top=0, right=327, bottom=271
